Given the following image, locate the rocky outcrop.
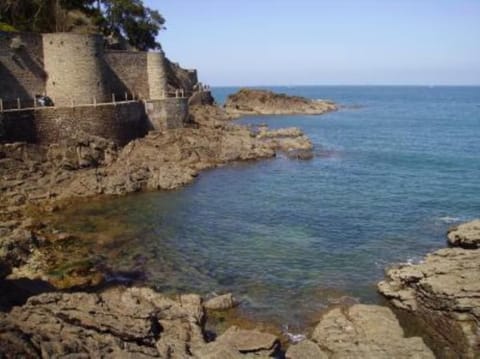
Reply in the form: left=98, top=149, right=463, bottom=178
left=378, top=222, right=480, bottom=358
left=224, top=89, right=337, bottom=116
left=447, top=219, right=480, bottom=248
left=0, top=286, right=282, bottom=358
left=0, top=104, right=313, bottom=286
left=286, top=304, right=434, bottom=358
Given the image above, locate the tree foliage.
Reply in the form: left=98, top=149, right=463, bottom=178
left=0, top=0, right=165, bottom=50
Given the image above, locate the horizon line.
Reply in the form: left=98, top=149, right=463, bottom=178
left=209, top=84, right=480, bottom=88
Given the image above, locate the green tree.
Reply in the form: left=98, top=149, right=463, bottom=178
left=0, top=0, right=165, bottom=50
left=100, top=0, right=165, bottom=50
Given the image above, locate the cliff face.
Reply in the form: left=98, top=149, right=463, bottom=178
left=224, top=89, right=337, bottom=116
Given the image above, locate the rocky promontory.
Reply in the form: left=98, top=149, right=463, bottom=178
left=378, top=219, right=480, bottom=358
left=0, top=104, right=314, bottom=286
left=224, top=89, right=337, bottom=116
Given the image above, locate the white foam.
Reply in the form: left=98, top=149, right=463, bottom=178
left=437, top=216, right=462, bottom=224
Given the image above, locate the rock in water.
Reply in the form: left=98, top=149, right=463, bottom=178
left=378, top=221, right=480, bottom=358
left=286, top=304, right=434, bottom=359
left=224, top=89, right=337, bottom=116
left=204, top=293, right=237, bottom=310
left=447, top=219, right=480, bottom=248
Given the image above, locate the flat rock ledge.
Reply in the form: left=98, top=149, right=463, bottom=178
left=286, top=304, right=434, bottom=359
left=0, top=287, right=278, bottom=358
left=224, top=89, right=337, bottom=116
left=378, top=220, right=480, bottom=358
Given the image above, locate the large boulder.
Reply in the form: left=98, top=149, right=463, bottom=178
left=286, top=304, right=434, bottom=358
left=447, top=219, right=480, bottom=248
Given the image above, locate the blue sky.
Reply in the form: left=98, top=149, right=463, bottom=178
left=145, top=0, right=480, bottom=86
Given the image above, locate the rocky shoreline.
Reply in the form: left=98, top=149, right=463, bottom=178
left=224, top=89, right=337, bottom=117
left=1, top=102, right=479, bottom=357
left=378, top=220, right=480, bottom=358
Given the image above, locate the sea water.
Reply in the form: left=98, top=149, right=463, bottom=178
left=57, top=86, right=480, bottom=328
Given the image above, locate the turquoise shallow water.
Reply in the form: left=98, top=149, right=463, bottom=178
left=59, top=86, right=480, bottom=328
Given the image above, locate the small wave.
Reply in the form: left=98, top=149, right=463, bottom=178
left=436, top=216, right=464, bottom=224
left=282, top=325, right=306, bottom=344
left=403, top=256, right=424, bottom=266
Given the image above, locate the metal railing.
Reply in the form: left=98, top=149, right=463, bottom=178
left=0, top=85, right=212, bottom=113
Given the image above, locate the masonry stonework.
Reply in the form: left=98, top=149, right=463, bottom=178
left=43, top=33, right=109, bottom=106
left=147, top=52, right=168, bottom=100
left=1, top=102, right=148, bottom=145
left=0, top=32, right=46, bottom=108
left=145, top=98, right=189, bottom=130
left=0, top=31, right=199, bottom=145
left=104, top=51, right=149, bottom=100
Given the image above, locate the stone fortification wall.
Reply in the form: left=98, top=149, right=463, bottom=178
left=0, top=32, right=46, bottom=108
left=145, top=98, right=188, bottom=130
left=43, top=33, right=109, bottom=106
left=104, top=51, right=149, bottom=100
left=147, top=52, right=168, bottom=99
left=0, top=102, right=147, bottom=145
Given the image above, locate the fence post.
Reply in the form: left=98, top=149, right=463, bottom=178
left=0, top=98, right=3, bottom=112
left=112, top=93, right=116, bottom=104
left=124, top=92, right=128, bottom=101
left=17, top=98, right=21, bottom=110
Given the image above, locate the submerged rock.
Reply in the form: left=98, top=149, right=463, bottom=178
left=378, top=222, right=480, bottom=358
left=224, top=88, right=337, bottom=116
left=286, top=304, right=434, bottom=358
left=204, top=293, right=237, bottom=311
left=447, top=219, right=480, bottom=248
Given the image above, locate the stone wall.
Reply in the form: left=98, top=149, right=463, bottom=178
left=0, top=32, right=46, bottom=108
left=0, top=102, right=148, bottom=145
left=104, top=51, right=149, bottom=100
left=145, top=98, right=188, bottom=130
left=147, top=52, right=168, bottom=100
left=43, top=33, right=109, bottom=106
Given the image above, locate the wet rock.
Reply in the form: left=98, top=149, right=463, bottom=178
left=204, top=293, right=237, bottom=311
left=286, top=304, right=433, bottom=358
left=378, top=242, right=480, bottom=357
left=447, top=219, right=480, bottom=248
left=225, top=89, right=337, bottom=116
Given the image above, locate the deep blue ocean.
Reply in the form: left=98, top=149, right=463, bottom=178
left=59, top=86, right=480, bottom=329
